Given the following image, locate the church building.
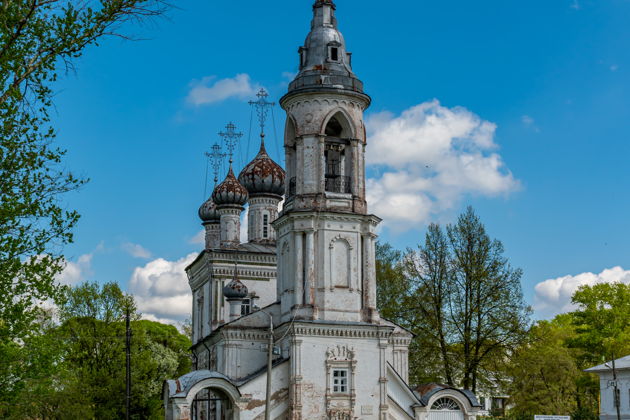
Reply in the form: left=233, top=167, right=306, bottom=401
left=164, top=2, right=481, bottom=419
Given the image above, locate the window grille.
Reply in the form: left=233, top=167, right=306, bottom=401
left=332, top=369, right=348, bottom=393
left=263, top=215, right=269, bottom=238
left=431, top=398, right=461, bottom=411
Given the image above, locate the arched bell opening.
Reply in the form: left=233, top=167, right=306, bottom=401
left=191, top=387, right=234, bottom=420
left=322, top=111, right=355, bottom=195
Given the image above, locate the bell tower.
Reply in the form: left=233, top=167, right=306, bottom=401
left=275, top=0, right=380, bottom=324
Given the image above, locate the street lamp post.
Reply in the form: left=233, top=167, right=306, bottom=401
left=257, top=308, right=274, bottom=420
left=611, top=354, right=621, bottom=420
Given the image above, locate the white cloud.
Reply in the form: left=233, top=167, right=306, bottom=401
left=570, top=0, right=581, bottom=10
left=186, top=74, right=258, bottom=106
left=57, top=253, right=94, bottom=286
left=610, top=64, right=619, bottom=72
left=365, top=100, right=519, bottom=230
left=189, top=229, right=205, bottom=245
left=534, top=266, right=630, bottom=318
left=128, top=253, right=197, bottom=323
left=521, top=115, right=540, bottom=132
left=240, top=206, right=249, bottom=243
left=121, top=242, right=152, bottom=259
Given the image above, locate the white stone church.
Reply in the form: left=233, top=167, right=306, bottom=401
left=164, top=1, right=481, bottom=419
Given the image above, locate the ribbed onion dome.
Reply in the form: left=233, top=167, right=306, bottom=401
left=212, top=166, right=249, bottom=206
left=223, top=275, right=248, bottom=299
left=238, top=141, right=286, bottom=197
left=198, top=196, right=220, bottom=223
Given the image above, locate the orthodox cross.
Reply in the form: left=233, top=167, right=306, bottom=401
left=205, top=142, right=226, bottom=185
left=249, top=88, right=275, bottom=142
left=218, top=122, right=243, bottom=166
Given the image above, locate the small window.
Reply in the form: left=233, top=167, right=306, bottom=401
left=330, top=47, right=339, bottom=61
left=241, top=298, right=251, bottom=316
left=263, top=214, right=269, bottom=239
left=332, top=369, right=348, bottom=393
left=431, top=397, right=460, bottom=411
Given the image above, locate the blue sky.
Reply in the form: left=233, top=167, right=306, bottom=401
left=52, top=0, right=630, bottom=322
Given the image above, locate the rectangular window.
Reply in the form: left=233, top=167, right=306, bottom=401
left=332, top=369, right=348, bottom=393
left=241, top=298, right=251, bottom=316
left=263, top=214, right=269, bottom=239
left=331, top=47, right=339, bottom=61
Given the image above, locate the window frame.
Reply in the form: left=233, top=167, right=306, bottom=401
left=331, top=368, right=349, bottom=394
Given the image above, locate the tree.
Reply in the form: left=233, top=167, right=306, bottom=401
left=376, top=242, right=409, bottom=326
left=570, top=282, right=630, bottom=365
left=0, top=282, right=191, bottom=419
left=508, top=316, right=581, bottom=416
left=374, top=207, right=530, bottom=391
left=404, top=224, right=457, bottom=386
left=0, top=0, right=170, bottom=352
left=446, top=207, right=531, bottom=392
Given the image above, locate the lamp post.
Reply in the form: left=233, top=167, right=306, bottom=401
left=610, top=353, right=621, bottom=420
left=256, top=308, right=274, bottom=420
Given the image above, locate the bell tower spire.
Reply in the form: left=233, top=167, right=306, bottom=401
left=275, top=1, right=379, bottom=324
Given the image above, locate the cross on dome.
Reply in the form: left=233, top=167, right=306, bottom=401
left=249, top=88, right=275, bottom=143
left=218, top=122, right=243, bottom=166
left=205, top=142, right=226, bottom=185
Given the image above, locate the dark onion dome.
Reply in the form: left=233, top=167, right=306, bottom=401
left=198, top=196, right=220, bottom=223
left=212, top=166, right=249, bottom=206
left=238, top=141, right=286, bottom=197
left=223, top=277, right=248, bottom=299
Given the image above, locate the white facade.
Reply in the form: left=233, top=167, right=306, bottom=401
left=165, top=1, right=481, bottom=419
left=586, top=355, right=630, bottom=420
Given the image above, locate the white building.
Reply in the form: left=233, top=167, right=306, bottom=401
left=164, top=2, right=481, bottom=419
left=586, top=355, right=630, bottom=420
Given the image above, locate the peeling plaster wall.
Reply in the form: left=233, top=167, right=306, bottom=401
left=238, top=360, right=290, bottom=420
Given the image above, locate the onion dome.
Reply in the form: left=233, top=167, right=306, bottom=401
left=238, top=141, right=286, bottom=197
left=198, top=196, right=220, bottom=223
left=212, top=166, right=249, bottom=206
left=223, top=275, right=248, bottom=299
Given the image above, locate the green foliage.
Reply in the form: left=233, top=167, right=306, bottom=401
left=0, top=282, right=191, bottom=419
left=508, top=316, right=581, bottom=416
left=375, top=242, right=408, bottom=325
left=376, top=207, right=531, bottom=391
left=506, top=283, right=630, bottom=419
left=570, top=282, right=630, bottom=364
left=0, top=0, right=171, bottom=401
left=1, top=1, right=171, bottom=414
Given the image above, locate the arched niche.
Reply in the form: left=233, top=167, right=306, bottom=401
left=329, top=236, right=352, bottom=289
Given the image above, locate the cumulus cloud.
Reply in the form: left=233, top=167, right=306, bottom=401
left=121, top=242, right=152, bottom=259
left=56, top=253, right=94, bottom=286
left=186, top=74, right=258, bottom=106
left=365, top=100, right=519, bottom=229
left=128, top=253, right=197, bottom=323
left=534, top=266, right=630, bottom=318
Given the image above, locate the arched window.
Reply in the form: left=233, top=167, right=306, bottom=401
left=431, top=398, right=461, bottom=411
left=325, top=116, right=344, bottom=137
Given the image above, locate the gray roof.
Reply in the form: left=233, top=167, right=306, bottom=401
left=165, top=370, right=237, bottom=398
left=286, top=0, right=366, bottom=97
left=585, top=355, right=630, bottom=372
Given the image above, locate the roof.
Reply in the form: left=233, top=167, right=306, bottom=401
left=585, top=355, right=630, bottom=372
left=414, top=383, right=482, bottom=408
left=166, top=370, right=236, bottom=398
